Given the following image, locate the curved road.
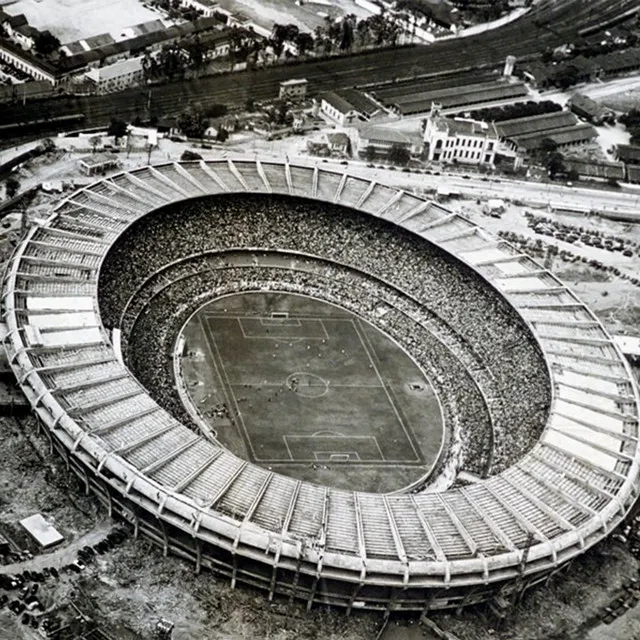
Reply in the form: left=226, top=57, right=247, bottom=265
left=0, top=0, right=636, bottom=138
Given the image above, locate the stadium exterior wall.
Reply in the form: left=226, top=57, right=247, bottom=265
left=3, top=158, right=640, bottom=612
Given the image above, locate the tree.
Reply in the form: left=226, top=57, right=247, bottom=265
left=107, top=118, right=128, bottom=144
left=89, top=136, right=101, bottom=153
left=34, top=31, right=61, bottom=56
left=550, top=64, right=580, bottom=90
left=620, top=108, right=640, bottom=128
left=388, top=143, right=410, bottom=166
left=177, top=104, right=209, bottom=139
left=5, top=177, right=20, bottom=199
left=545, top=151, right=565, bottom=178
left=204, top=103, right=228, bottom=118
left=185, top=36, right=205, bottom=71
left=295, top=32, right=314, bottom=56
left=158, top=45, right=186, bottom=80
left=363, top=145, right=377, bottom=162
left=339, top=18, right=354, bottom=51
left=216, top=128, right=229, bottom=143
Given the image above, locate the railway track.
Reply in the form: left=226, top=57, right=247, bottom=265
left=0, top=0, right=636, bottom=147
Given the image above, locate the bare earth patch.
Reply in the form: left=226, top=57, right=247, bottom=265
left=0, top=0, right=164, bottom=43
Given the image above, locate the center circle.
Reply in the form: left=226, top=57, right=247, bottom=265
left=176, top=291, right=445, bottom=493
left=286, top=372, right=329, bottom=398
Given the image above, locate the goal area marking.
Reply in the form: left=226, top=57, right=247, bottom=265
left=283, top=433, right=386, bottom=462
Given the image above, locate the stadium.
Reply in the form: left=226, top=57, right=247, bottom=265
left=3, top=157, right=639, bottom=613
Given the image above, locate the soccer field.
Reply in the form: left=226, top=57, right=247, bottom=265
left=178, top=292, right=445, bottom=493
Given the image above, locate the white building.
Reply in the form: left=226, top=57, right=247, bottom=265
left=180, top=0, right=227, bottom=19
left=357, top=125, right=423, bottom=158
left=85, top=56, right=144, bottom=94
left=0, top=42, right=57, bottom=83
left=319, top=89, right=385, bottom=127
left=423, top=103, right=498, bottom=166
left=279, top=78, right=307, bottom=101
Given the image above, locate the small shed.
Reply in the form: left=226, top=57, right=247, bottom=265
left=20, top=514, right=64, bottom=549
left=279, top=78, right=307, bottom=101
left=78, top=152, right=120, bottom=176
left=483, top=199, right=505, bottom=215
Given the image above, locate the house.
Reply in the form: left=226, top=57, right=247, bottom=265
left=78, top=153, right=121, bottom=176
left=84, top=56, right=144, bottom=94
left=0, top=40, right=59, bottom=83
left=496, top=111, right=579, bottom=151
left=0, top=13, right=56, bottom=52
left=423, top=104, right=497, bottom=165
left=306, top=132, right=351, bottom=157
left=2, top=13, right=28, bottom=42
left=319, top=89, right=385, bottom=126
left=615, top=144, right=640, bottom=166
left=562, top=158, right=625, bottom=181
left=279, top=78, right=307, bottom=101
left=591, top=48, right=640, bottom=79
left=180, top=0, right=224, bottom=18
left=227, top=13, right=270, bottom=38
left=627, top=165, right=640, bottom=184
left=326, top=132, right=351, bottom=156
left=357, top=125, right=423, bottom=158
left=197, top=29, right=233, bottom=59
left=568, top=93, right=615, bottom=125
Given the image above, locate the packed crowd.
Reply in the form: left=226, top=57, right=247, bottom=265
left=98, top=194, right=551, bottom=476
left=124, top=254, right=493, bottom=477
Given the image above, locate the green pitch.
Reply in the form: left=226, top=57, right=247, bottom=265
left=178, top=292, right=445, bottom=493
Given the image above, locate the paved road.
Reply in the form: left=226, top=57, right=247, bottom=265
left=300, top=155, right=640, bottom=218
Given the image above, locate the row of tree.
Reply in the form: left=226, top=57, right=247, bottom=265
left=465, top=100, right=563, bottom=123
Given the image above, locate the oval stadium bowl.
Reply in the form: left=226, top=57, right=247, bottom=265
left=4, top=157, right=639, bottom=613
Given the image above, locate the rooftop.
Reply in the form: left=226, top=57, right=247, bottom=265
left=616, top=144, right=640, bottom=164
left=326, top=132, right=350, bottom=146
left=516, top=123, right=597, bottom=150
left=78, top=152, right=121, bottom=168
left=20, top=514, right=64, bottom=549
left=84, top=32, right=116, bottom=49
left=280, top=78, right=308, bottom=87
left=390, top=81, right=528, bottom=116
left=562, top=158, right=625, bottom=180
left=568, top=92, right=614, bottom=117
left=444, top=117, right=498, bottom=138
left=321, top=89, right=381, bottom=116
left=496, top=111, right=578, bottom=139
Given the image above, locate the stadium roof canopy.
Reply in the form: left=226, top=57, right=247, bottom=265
left=3, top=158, right=639, bottom=611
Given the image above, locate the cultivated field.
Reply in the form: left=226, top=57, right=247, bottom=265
left=0, top=0, right=163, bottom=43
left=179, top=292, right=444, bottom=493
left=216, top=0, right=372, bottom=33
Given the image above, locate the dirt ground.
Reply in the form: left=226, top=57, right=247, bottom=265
left=0, top=0, right=164, bottom=43
left=602, top=89, right=640, bottom=113
left=214, top=0, right=372, bottom=34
